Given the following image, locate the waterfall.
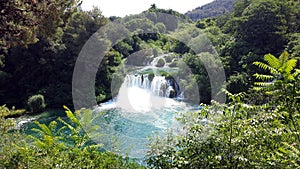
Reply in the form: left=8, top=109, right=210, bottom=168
left=116, top=74, right=180, bottom=112
left=122, top=74, right=178, bottom=98
left=93, top=72, right=193, bottom=159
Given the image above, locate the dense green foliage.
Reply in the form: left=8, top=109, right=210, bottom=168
left=146, top=52, right=300, bottom=168
left=219, top=0, right=300, bottom=95
left=1, top=6, right=108, bottom=108
left=1, top=0, right=300, bottom=168
left=3, top=0, right=299, bottom=108
left=0, top=0, right=80, bottom=50
left=0, top=0, right=81, bottom=74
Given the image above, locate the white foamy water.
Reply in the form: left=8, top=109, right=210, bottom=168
left=89, top=74, right=194, bottom=159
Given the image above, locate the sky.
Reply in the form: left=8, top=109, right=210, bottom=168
left=81, top=0, right=214, bottom=17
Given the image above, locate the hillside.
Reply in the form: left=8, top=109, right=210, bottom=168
left=186, top=0, right=237, bottom=20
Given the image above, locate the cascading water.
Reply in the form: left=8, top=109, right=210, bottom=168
left=115, top=74, right=179, bottom=113
left=91, top=73, right=193, bottom=159
left=122, top=74, right=178, bottom=98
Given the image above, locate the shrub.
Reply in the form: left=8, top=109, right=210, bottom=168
left=27, top=94, right=46, bottom=114
left=160, top=72, right=172, bottom=80
left=0, top=105, right=26, bottom=169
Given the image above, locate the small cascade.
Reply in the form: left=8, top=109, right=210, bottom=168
left=122, top=74, right=179, bottom=98
left=151, top=55, right=167, bottom=67
left=151, top=76, right=167, bottom=97
left=116, top=74, right=181, bottom=112
left=124, top=74, right=151, bottom=89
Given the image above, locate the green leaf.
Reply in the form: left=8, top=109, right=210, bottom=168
left=254, top=82, right=273, bottom=87
left=279, top=51, right=289, bottom=66
left=265, top=53, right=280, bottom=69
left=253, top=61, right=277, bottom=74
left=284, top=59, right=297, bottom=74
left=49, top=121, right=57, bottom=133
left=32, top=121, right=52, bottom=136
left=253, top=73, right=274, bottom=81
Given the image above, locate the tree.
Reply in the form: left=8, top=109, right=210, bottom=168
left=1, top=8, right=108, bottom=108
left=253, top=51, right=300, bottom=166
left=254, top=51, right=300, bottom=136
left=150, top=3, right=157, bottom=11
left=0, top=0, right=81, bottom=88
left=0, top=0, right=80, bottom=49
left=226, top=0, right=290, bottom=54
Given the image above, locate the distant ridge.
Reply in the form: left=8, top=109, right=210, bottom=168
left=185, top=0, right=237, bottom=21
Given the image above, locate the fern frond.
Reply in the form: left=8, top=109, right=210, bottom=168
left=253, top=73, right=274, bottom=81
left=293, top=69, right=300, bottom=78
left=31, top=128, right=47, bottom=137
left=58, top=117, right=76, bottom=134
left=49, top=121, right=57, bottom=133
left=265, top=89, right=281, bottom=95
left=254, top=82, right=273, bottom=87
left=253, top=87, right=263, bottom=91
left=63, top=106, right=81, bottom=126
left=284, top=59, right=297, bottom=74
left=265, top=53, right=280, bottom=69
left=287, top=74, right=295, bottom=81
left=57, top=126, right=67, bottom=135
left=279, top=51, right=289, bottom=66
left=253, top=61, right=278, bottom=74
left=33, top=121, right=52, bottom=136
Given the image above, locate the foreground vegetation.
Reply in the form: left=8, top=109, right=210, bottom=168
left=146, top=52, right=300, bottom=168
left=0, top=106, right=145, bottom=168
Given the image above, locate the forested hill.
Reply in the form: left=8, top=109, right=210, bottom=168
left=186, top=0, right=237, bottom=20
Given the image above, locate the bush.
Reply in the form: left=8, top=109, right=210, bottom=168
left=0, top=105, right=26, bottom=168
left=27, top=94, right=46, bottom=114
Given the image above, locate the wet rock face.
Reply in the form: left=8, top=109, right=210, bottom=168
left=166, top=77, right=180, bottom=98
left=168, top=88, right=176, bottom=98
left=158, top=77, right=180, bottom=98
left=156, top=58, right=165, bottom=67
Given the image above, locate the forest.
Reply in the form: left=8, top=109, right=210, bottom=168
left=186, top=0, right=237, bottom=21
left=1, top=0, right=300, bottom=168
